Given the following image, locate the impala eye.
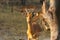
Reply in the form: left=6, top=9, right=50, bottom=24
left=32, top=12, right=35, bottom=17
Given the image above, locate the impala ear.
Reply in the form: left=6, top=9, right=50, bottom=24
left=25, top=8, right=29, bottom=13
left=23, top=9, right=28, bottom=17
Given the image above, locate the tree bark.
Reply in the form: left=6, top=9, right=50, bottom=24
left=48, top=0, right=58, bottom=40
left=41, top=0, right=58, bottom=40
left=55, top=0, right=60, bottom=40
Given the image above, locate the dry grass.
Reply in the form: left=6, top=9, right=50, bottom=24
left=0, top=7, right=27, bottom=40
left=0, top=6, right=50, bottom=40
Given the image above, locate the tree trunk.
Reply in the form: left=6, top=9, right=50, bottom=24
left=41, top=0, right=58, bottom=40
left=55, top=0, right=60, bottom=40
left=48, top=0, right=58, bottom=40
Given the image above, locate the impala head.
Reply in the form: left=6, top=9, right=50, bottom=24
left=25, top=8, right=41, bottom=18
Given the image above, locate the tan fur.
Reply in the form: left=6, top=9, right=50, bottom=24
left=22, top=0, right=58, bottom=40
left=25, top=9, right=42, bottom=40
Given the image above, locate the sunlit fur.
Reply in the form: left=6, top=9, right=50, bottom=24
left=25, top=9, right=42, bottom=40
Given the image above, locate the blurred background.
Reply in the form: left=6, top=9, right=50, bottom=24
left=0, top=0, right=50, bottom=40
